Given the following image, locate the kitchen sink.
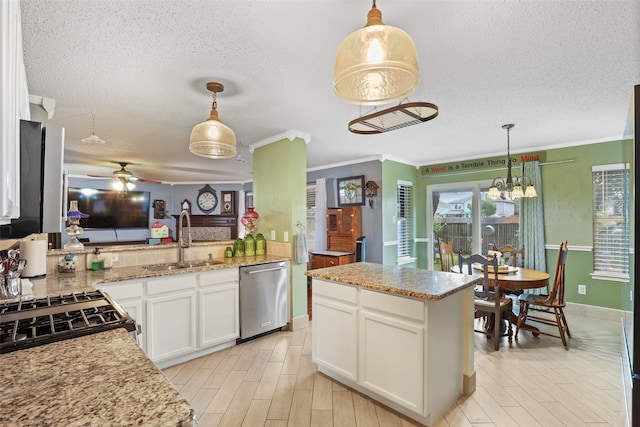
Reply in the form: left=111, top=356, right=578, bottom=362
left=143, top=260, right=224, bottom=271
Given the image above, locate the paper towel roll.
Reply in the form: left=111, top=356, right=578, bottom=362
left=20, top=239, right=47, bottom=277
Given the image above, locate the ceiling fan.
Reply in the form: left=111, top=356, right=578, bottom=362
left=92, top=162, right=161, bottom=192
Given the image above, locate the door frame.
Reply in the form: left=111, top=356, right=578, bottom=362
left=426, top=180, right=492, bottom=270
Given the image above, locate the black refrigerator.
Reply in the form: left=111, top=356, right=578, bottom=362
left=0, top=120, right=65, bottom=239
left=623, top=84, right=640, bottom=426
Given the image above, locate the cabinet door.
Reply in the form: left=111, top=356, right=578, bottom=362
left=198, top=283, right=239, bottom=348
left=119, top=299, right=145, bottom=352
left=95, top=281, right=145, bottom=351
left=147, top=291, right=196, bottom=362
left=327, top=211, right=339, bottom=232
left=312, top=296, right=357, bottom=381
left=359, top=310, right=424, bottom=414
left=311, top=255, right=327, bottom=269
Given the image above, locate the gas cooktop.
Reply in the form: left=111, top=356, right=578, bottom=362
left=0, top=290, right=137, bottom=354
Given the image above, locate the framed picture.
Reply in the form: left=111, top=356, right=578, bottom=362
left=221, top=191, right=236, bottom=215
left=337, top=175, right=365, bottom=207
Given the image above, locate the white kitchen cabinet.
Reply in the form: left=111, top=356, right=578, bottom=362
left=198, top=268, right=239, bottom=348
left=95, top=267, right=243, bottom=367
left=95, top=280, right=145, bottom=352
left=312, top=279, right=358, bottom=381
left=359, top=290, right=424, bottom=414
left=0, top=1, right=30, bottom=223
left=146, top=274, right=197, bottom=363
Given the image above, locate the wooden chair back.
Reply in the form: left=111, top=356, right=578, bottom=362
left=438, top=238, right=455, bottom=272
left=544, top=240, right=568, bottom=305
left=458, top=252, right=513, bottom=350
left=494, top=244, right=525, bottom=267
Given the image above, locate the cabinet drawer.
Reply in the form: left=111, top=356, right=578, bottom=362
left=147, top=274, right=196, bottom=296
left=96, top=280, right=143, bottom=300
left=313, top=279, right=357, bottom=304
left=360, top=289, right=424, bottom=322
left=198, top=267, right=238, bottom=286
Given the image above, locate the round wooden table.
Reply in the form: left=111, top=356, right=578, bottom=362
left=451, top=266, right=550, bottom=291
left=451, top=265, right=550, bottom=334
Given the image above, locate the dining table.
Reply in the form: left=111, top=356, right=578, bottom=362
left=452, top=264, right=550, bottom=334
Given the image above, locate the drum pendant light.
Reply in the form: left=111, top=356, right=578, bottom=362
left=333, top=0, right=419, bottom=105
left=189, top=82, right=237, bottom=159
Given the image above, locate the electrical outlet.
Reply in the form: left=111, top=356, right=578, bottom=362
left=284, top=231, right=289, bottom=243
left=578, top=284, right=586, bottom=295
left=271, top=230, right=276, bottom=240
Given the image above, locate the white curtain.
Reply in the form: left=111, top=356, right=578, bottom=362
left=314, top=178, right=327, bottom=251
left=521, top=161, right=547, bottom=294
left=237, top=190, right=246, bottom=238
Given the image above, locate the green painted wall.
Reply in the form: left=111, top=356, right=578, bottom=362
left=253, top=137, right=308, bottom=319
left=416, top=139, right=633, bottom=310
left=381, top=160, right=418, bottom=266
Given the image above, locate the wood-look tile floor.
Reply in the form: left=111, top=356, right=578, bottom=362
left=162, top=311, right=625, bottom=427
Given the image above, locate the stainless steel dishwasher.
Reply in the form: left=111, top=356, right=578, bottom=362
left=239, top=261, right=289, bottom=341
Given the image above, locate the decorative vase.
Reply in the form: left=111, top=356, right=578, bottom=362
left=233, top=238, right=245, bottom=257
left=64, top=200, right=89, bottom=250
left=245, top=234, right=256, bottom=256
left=255, top=233, right=266, bottom=255
left=241, top=207, right=259, bottom=234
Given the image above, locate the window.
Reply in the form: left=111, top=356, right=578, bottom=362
left=306, top=184, right=316, bottom=252
left=397, top=181, right=413, bottom=261
left=592, top=163, right=630, bottom=280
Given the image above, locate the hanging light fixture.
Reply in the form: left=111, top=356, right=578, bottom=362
left=189, top=82, right=237, bottom=159
left=81, top=111, right=106, bottom=144
left=333, top=0, right=419, bottom=105
left=487, top=124, right=538, bottom=200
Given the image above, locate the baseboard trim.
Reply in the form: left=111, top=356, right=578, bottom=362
left=291, top=314, right=309, bottom=331
left=564, top=302, right=622, bottom=323
left=463, top=372, right=476, bottom=396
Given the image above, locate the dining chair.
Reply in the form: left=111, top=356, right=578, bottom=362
left=437, top=238, right=455, bottom=272
left=458, top=252, right=513, bottom=351
left=493, top=244, right=525, bottom=297
left=515, top=240, right=571, bottom=347
left=494, top=244, right=525, bottom=268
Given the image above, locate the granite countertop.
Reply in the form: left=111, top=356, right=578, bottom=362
left=310, top=250, right=355, bottom=256
left=21, top=254, right=288, bottom=299
left=305, top=262, right=481, bottom=301
left=0, top=328, right=195, bottom=426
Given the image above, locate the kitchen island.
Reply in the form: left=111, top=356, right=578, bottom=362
left=306, top=262, right=480, bottom=426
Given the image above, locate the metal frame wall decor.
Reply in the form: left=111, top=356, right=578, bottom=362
left=337, top=175, right=365, bottom=207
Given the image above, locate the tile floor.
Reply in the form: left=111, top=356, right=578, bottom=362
left=162, top=309, right=625, bottom=426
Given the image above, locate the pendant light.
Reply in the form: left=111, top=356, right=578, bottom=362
left=333, top=0, right=419, bottom=105
left=487, top=124, right=538, bottom=200
left=189, top=82, right=237, bottom=159
left=81, top=111, right=106, bottom=144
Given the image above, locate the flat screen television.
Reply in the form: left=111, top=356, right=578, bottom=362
left=68, top=187, right=150, bottom=229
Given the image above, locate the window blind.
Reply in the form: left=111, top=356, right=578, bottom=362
left=397, top=182, right=413, bottom=259
left=592, top=164, right=629, bottom=275
left=306, top=184, right=316, bottom=251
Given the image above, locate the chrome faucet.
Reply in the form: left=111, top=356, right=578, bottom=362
left=178, top=209, right=192, bottom=263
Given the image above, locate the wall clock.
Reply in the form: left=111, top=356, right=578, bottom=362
left=181, top=199, right=191, bottom=214
left=221, top=191, right=236, bottom=215
left=197, top=184, right=218, bottom=214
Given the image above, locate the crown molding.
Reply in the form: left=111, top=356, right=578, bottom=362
left=250, top=130, right=311, bottom=153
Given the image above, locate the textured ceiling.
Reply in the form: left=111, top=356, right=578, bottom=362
left=19, top=0, right=640, bottom=183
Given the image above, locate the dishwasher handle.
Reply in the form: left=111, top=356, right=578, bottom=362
left=246, top=266, right=286, bottom=274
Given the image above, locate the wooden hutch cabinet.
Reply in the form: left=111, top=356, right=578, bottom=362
left=310, top=206, right=362, bottom=270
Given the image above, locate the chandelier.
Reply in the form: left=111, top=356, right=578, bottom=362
left=189, top=82, right=237, bottom=159
left=487, top=124, right=537, bottom=200
left=333, top=0, right=419, bottom=105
